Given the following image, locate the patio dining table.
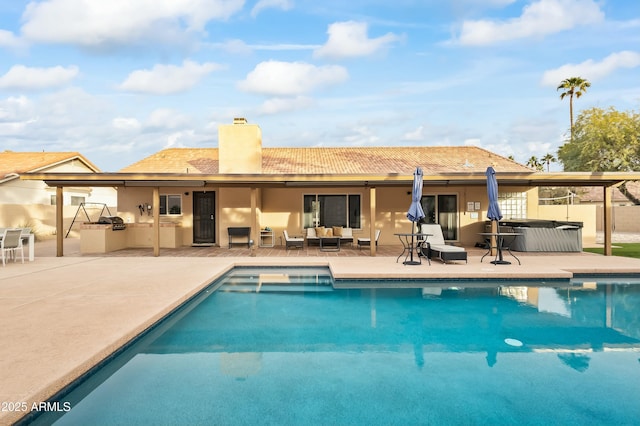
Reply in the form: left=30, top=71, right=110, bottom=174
left=394, top=233, right=431, bottom=265
left=478, top=232, right=522, bottom=265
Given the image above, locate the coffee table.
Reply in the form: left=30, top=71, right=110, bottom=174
left=319, top=237, right=340, bottom=252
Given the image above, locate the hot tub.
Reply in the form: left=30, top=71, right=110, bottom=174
left=489, top=220, right=583, bottom=252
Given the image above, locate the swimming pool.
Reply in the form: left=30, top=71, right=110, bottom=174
left=31, top=267, right=640, bottom=425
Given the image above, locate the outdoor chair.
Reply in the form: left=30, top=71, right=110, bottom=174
left=357, top=229, right=381, bottom=249
left=419, top=224, right=467, bottom=264
left=1, top=228, right=24, bottom=266
left=283, top=230, right=304, bottom=250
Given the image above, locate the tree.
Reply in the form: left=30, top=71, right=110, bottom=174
left=557, top=77, right=591, bottom=140
left=557, top=106, right=640, bottom=204
left=526, top=156, right=543, bottom=171
left=541, top=153, right=556, bottom=172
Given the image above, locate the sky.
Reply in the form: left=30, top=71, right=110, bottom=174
left=0, top=0, right=639, bottom=172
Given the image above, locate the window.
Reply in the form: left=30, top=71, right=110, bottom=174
left=160, top=195, right=182, bottom=215
left=71, top=196, right=85, bottom=206
left=499, top=192, right=527, bottom=219
left=420, top=194, right=459, bottom=240
left=303, top=194, right=361, bottom=229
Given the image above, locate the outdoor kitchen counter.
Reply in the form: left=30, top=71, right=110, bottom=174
left=80, top=222, right=183, bottom=254
left=80, top=223, right=127, bottom=254
left=127, top=222, right=182, bottom=249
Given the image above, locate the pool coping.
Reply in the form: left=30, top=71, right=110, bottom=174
left=2, top=253, right=640, bottom=424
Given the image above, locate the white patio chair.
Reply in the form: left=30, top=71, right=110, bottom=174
left=283, top=230, right=304, bottom=250
left=357, top=229, right=381, bottom=249
left=1, top=228, right=24, bottom=266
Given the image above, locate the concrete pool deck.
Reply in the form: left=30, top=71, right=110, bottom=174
left=2, top=238, right=640, bottom=424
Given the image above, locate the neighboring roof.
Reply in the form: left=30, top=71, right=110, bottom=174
left=0, top=151, right=100, bottom=182
left=119, top=146, right=531, bottom=175
left=578, top=181, right=640, bottom=203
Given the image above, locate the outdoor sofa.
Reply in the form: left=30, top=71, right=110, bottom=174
left=305, top=226, right=354, bottom=246
left=419, top=224, right=467, bottom=264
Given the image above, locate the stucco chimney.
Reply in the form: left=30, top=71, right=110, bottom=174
left=218, top=118, right=262, bottom=174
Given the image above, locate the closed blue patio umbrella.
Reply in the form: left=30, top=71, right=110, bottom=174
left=405, top=167, right=425, bottom=265
left=486, top=166, right=508, bottom=264
left=486, top=166, right=502, bottom=223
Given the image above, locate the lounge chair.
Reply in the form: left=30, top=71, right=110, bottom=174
left=1, top=228, right=24, bottom=266
left=357, top=229, right=381, bottom=249
left=419, top=224, right=467, bottom=264
left=283, top=230, right=304, bottom=250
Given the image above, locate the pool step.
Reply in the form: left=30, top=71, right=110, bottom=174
left=220, top=283, right=334, bottom=293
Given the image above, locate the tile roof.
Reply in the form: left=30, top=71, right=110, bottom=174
left=578, top=181, right=640, bottom=203
left=120, top=146, right=531, bottom=175
left=0, top=151, right=99, bottom=178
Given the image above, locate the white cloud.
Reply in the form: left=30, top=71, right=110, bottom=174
left=541, top=51, right=640, bottom=86
left=258, top=96, right=314, bottom=115
left=402, top=125, right=426, bottom=141
left=0, top=95, right=36, bottom=136
left=146, top=108, right=191, bottom=129
left=0, top=65, right=79, bottom=90
left=117, top=60, right=222, bottom=95
left=238, top=60, right=348, bottom=96
left=20, top=0, right=244, bottom=47
left=164, top=130, right=200, bottom=148
left=342, top=125, right=380, bottom=146
left=0, top=29, right=27, bottom=51
left=251, top=0, right=293, bottom=18
left=456, top=0, right=604, bottom=46
left=314, top=21, right=402, bottom=60
left=112, top=117, right=141, bottom=131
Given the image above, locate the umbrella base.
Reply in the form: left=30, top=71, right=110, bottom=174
left=490, top=260, right=511, bottom=265
left=403, top=260, right=421, bottom=265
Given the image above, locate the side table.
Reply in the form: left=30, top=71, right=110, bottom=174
left=260, top=230, right=275, bottom=247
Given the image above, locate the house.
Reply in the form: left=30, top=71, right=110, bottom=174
left=0, top=151, right=117, bottom=237
left=22, top=118, right=640, bottom=256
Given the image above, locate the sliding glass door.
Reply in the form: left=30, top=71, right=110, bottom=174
left=421, top=194, right=458, bottom=240
left=303, top=194, right=361, bottom=229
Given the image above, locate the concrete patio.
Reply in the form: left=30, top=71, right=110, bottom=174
left=2, top=237, right=640, bottom=424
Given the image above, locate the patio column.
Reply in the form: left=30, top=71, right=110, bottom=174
left=56, top=186, right=64, bottom=257
left=153, top=187, right=160, bottom=257
left=251, top=187, right=257, bottom=255
left=369, top=186, right=376, bottom=256
left=603, top=185, right=612, bottom=256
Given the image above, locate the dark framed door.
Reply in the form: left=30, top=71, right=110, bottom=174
left=193, top=191, right=216, bottom=244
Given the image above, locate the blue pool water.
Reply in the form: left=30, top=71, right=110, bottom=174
left=33, top=267, right=640, bottom=425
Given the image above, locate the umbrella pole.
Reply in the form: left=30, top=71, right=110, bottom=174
left=490, top=220, right=498, bottom=256
left=409, top=222, right=415, bottom=263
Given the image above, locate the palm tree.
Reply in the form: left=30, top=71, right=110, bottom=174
left=557, top=77, right=591, bottom=140
left=526, top=156, right=542, bottom=171
left=541, top=153, right=556, bottom=172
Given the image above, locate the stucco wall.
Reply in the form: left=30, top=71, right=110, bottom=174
left=596, top=205, right=640, bottom=232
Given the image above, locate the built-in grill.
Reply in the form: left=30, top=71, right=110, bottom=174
left=98, top=216, right=127, bottom=231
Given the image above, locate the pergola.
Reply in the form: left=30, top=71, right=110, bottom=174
left=22, top=170, right=640, bottom=257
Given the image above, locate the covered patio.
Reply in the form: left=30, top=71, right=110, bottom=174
left=22, top=170, right=640, bottom=259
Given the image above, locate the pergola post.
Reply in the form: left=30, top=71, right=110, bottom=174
left=153, top=187, right=160, bottom=257
left=369, top=186, right=376, bottom=256
left=603, top=185, right=612, bottom=256
left=56, top=186, right=64, bottom=257
left=251, top=187, right=258, bottom=256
